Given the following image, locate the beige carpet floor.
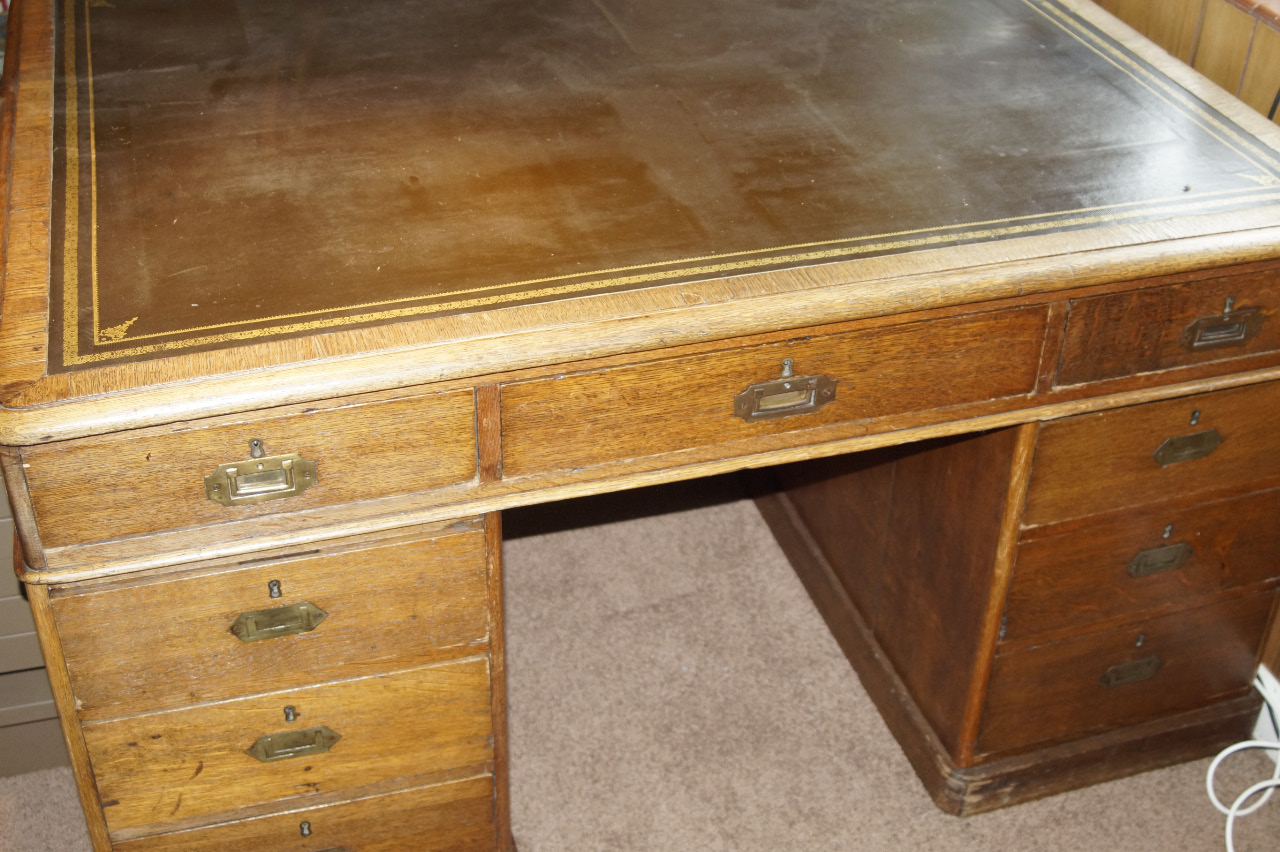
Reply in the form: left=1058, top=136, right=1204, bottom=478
left=2, top=479, right=1278, bottom=851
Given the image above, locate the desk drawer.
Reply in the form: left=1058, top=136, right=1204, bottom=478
left=1022, top=381, right=1280, bottom=527
left=51, top=525, right=491, bottom=721
left=1057, top=269, right=1280, bottom=386
left=1004, top=488, right=1280, bottom=644
left=978, top=591, right=1273, bottom=757
left=501, top=306, right=1046, bottom=478
left=84, top=657, right=494, bottom=834
left=112, top=774, right=496, bottom=852
left=22, top=388, right=477, bottom=550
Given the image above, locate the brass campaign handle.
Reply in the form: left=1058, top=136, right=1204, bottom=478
left=734, top=359, right=837, bottom=423
left=1152, top=429, right=1222, bottom=467
left=1126, top=542, right=1192, bottom=578
left=205, top=439, right=318, bottom=507
left=1099, top=655, right=1162, bottom=689
left=229, top=601, right=328, bottom=642
left=246, top=725, right=341, bottom=763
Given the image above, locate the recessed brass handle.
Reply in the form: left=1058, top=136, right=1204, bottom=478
left=246, top=725, right=341, bottom=763
left=1152, top=429, right=1223, bottom=467
left=205, top=440, right=318, bottom=507
left=1126, top=542, right=1192, bottom=578
left=229, top=601, right=328, bottom=642
left=1100, top=655, right=1162, bottom=688
left=734, top=359, right=837, bottom=423
left=1181, top=305, right=1264, bottom=352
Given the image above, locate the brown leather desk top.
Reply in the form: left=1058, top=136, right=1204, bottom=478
left=4, top=0, right=1280, bottom=439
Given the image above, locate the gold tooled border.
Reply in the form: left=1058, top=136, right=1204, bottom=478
left=57, top=0, right=1280, bottom=366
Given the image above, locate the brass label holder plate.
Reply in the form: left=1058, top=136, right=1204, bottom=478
left=247, top=725, right=341, bottom=763
left=1099, top=655, right=1163, bottom=688
left=1153, top=429, right=1223, bottom=467
left=1127, top=542, right=1193, bottom=578
left=205, top=452, right=318, bottom=506
left=229, top=601, right=328, bottom=642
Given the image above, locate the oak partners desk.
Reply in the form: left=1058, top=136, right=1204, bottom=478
left=4, top=0, right=1280, bottom=848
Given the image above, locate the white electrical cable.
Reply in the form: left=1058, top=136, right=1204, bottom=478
left=1206, top=666, right=1280, bottom=852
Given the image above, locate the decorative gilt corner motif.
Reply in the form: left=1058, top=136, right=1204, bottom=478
left=98, top=317, right=138, bottom=342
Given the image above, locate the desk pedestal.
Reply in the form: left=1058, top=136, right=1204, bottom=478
left=760, top=388, right=1280, bottom=814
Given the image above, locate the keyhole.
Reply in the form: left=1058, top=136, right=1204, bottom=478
left=1224, top=296, right=1235, bottom=316
left=268, top=580, right=282, bottom=599
left=300, top=821, right=312, bottom=837
left=1135, top=633, right=1147, bottom=648
left=1189, top=409, right=1201, bottom=426
left=284, top=705, right=297, bottom=722
left=250, top=438, right=266, bottom=459
left=1162, top=524, right=1173, bottom=539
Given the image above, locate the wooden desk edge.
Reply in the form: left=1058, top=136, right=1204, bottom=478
left=4, top=221, right=1280, bottom=447
left=18, top=361, right=1280, bottom=586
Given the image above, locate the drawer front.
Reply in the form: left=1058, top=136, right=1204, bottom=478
left=1005, top=488, right=1280, bottom=643
left=978, top=591, right=1274, bottom=757
left=1023, top=381, right=1280, bottom=527
left=112, top=774, right=496, bottom=852
left=84, top=658, right=494, bottom=834
left=502, top=306, right=1046, bottom=478
left=1057, top=269, right=1280, bottom=386
left=22, top=389, right=477, bottom=550
left=52, top=526, right=491, bottom=721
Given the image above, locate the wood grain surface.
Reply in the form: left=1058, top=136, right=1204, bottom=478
left=1193, top=0, right=1257, bottom=93
left=502, top=306, right=1046, bottom=479
left=1110, top=0, right=1206, bottom=61
left=1005, top=487, right=1280, bottom=645
left=955, top=423, right=1041, bottom=766
left=18, top=356, right=1280, bottom=586
left=21, top=387, right=476, bottom=549
left=770, top=449, right=901, bottom=626
left=111, top=774, right=497, bottom=852
left=978, top=590, right=1275, bottom=757
left=771, top=429, right=1024, bottom=761
left=83, top=657, right=494, bottom=834
left=1023, top=379, right=1280, bottom=526
left=1239, top=20, right=1280, bottom=118
left=0, top=0, right=54, bottom=397
left=758, top=484, right=1265, bottom=813
left=51, top=527, right=490, bottom=721
left=482, top=514, right=515, bottom=852
left=23, top=581, right=113, bottom=851
left=1056, top=267, right=1280, bottom=385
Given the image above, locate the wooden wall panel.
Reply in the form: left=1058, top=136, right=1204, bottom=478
left=1114, top=0, right=1206, bottom=62
left=1240, top=21, right=1280, bottom=121
left=1097, top=0, right=1280, bottom=122
left=1194, top=0, right=1257, bottom=94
